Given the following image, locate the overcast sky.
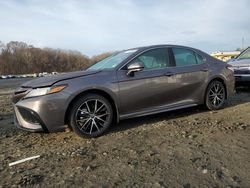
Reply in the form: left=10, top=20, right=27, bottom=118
left=0, top=0, right=249, bottom=56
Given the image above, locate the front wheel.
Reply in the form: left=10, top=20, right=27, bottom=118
left=69, top=94, right=113, bottom=138
left=205, top=81, right=226, bottom=110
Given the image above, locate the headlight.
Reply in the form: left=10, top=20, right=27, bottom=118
left=25, top=85, right=66, bottom=98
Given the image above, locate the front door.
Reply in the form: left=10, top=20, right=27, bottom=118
left=117, top=48, right=179, bottom=116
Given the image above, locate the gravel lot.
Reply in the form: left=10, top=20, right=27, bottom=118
left=0, top=79, right=250, bottom=187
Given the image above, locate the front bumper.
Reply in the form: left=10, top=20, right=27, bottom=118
left=12, top=91, right=69, bottom=132
left=14, top=106, right=46, bottom=132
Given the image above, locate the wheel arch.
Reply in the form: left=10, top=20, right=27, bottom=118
left=64, top=89, right=119, bottom=127
left=204, top=76, right=228, bottom=103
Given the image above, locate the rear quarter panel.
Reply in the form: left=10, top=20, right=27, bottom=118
left=203, top=54, right=235, bottom=99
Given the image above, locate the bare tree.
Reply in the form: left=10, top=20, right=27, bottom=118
left=0, top=41, right=110, bottom=75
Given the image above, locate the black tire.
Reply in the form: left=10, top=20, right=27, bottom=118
left=69, top=93, right=113, bottom=138
left=205, top=80, right=226, bottom=110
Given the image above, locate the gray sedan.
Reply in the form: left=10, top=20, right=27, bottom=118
left=12, top=45, right=235, bottom=137
left=228, top=47, right=250, bottom=86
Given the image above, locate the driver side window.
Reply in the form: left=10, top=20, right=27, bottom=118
left=127, top=48, right=170, bottom=70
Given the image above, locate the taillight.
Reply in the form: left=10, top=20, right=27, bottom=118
left=226, top=64, right=234, bottom=72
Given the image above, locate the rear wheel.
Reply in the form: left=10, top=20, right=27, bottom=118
left=205, top=80, right=226, bottom=110
left=69, top=94, right=113, bottom=138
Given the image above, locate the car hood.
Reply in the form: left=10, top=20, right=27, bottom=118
left=230, top=59, right=250, bottom=67
left=21, top=70, right=101, bottom=88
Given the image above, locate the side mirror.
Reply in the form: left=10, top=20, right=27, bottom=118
left=127, top=62, right=144, bottom=76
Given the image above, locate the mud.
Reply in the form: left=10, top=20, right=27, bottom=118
left=0, top=83, right=250, bottom=187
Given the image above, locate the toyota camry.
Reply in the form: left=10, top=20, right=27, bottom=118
left=12, top=45, right=235, bottom=137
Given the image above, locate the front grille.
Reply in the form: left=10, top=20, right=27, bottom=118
left=18, top=107, right=41, bottom=124
left=234, top=68, right=250, bottom=74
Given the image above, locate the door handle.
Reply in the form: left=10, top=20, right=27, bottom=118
left=164, top=72, right=175, bottom=77
left=201, top=69, right=209, bottom=72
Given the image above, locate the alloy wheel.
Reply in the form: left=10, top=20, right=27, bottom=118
left=208, top=82, right=225, bottom=108
left=75, top=99, right=111, bottom=135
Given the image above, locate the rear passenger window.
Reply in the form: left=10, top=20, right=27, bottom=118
left=196, top=53, right=204, bottom=64
left=172, top=48, right=200, bottom=67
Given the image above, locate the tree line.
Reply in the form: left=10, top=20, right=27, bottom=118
left=0, top=41, right=111, bottom=75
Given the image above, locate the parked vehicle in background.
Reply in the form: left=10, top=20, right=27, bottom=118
left=7, top=75, right=15, bottom=79
left=228, top=47, right=250, bottom=86
left=0, top=73, right=57, bottom=79
left=38, top=72, right=49, bottom=77
left=12, top=45, right=235, bottom=138
left=52, top=72, right=58, bottom=75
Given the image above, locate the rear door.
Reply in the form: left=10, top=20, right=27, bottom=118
left=170, top=47, right=209, bottom=104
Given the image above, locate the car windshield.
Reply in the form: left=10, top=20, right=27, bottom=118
left=86, top=49, right=137, bottom=71
left=237, top=47, right=250, bottom=60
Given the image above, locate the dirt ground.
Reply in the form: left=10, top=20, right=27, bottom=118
left=0, top=81, right=250, bottom=187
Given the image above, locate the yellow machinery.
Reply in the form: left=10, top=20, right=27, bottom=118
left=210, top=51, right=241, bottom=62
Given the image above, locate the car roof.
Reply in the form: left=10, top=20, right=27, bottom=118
left=124, top=44, right=201, bottom=53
